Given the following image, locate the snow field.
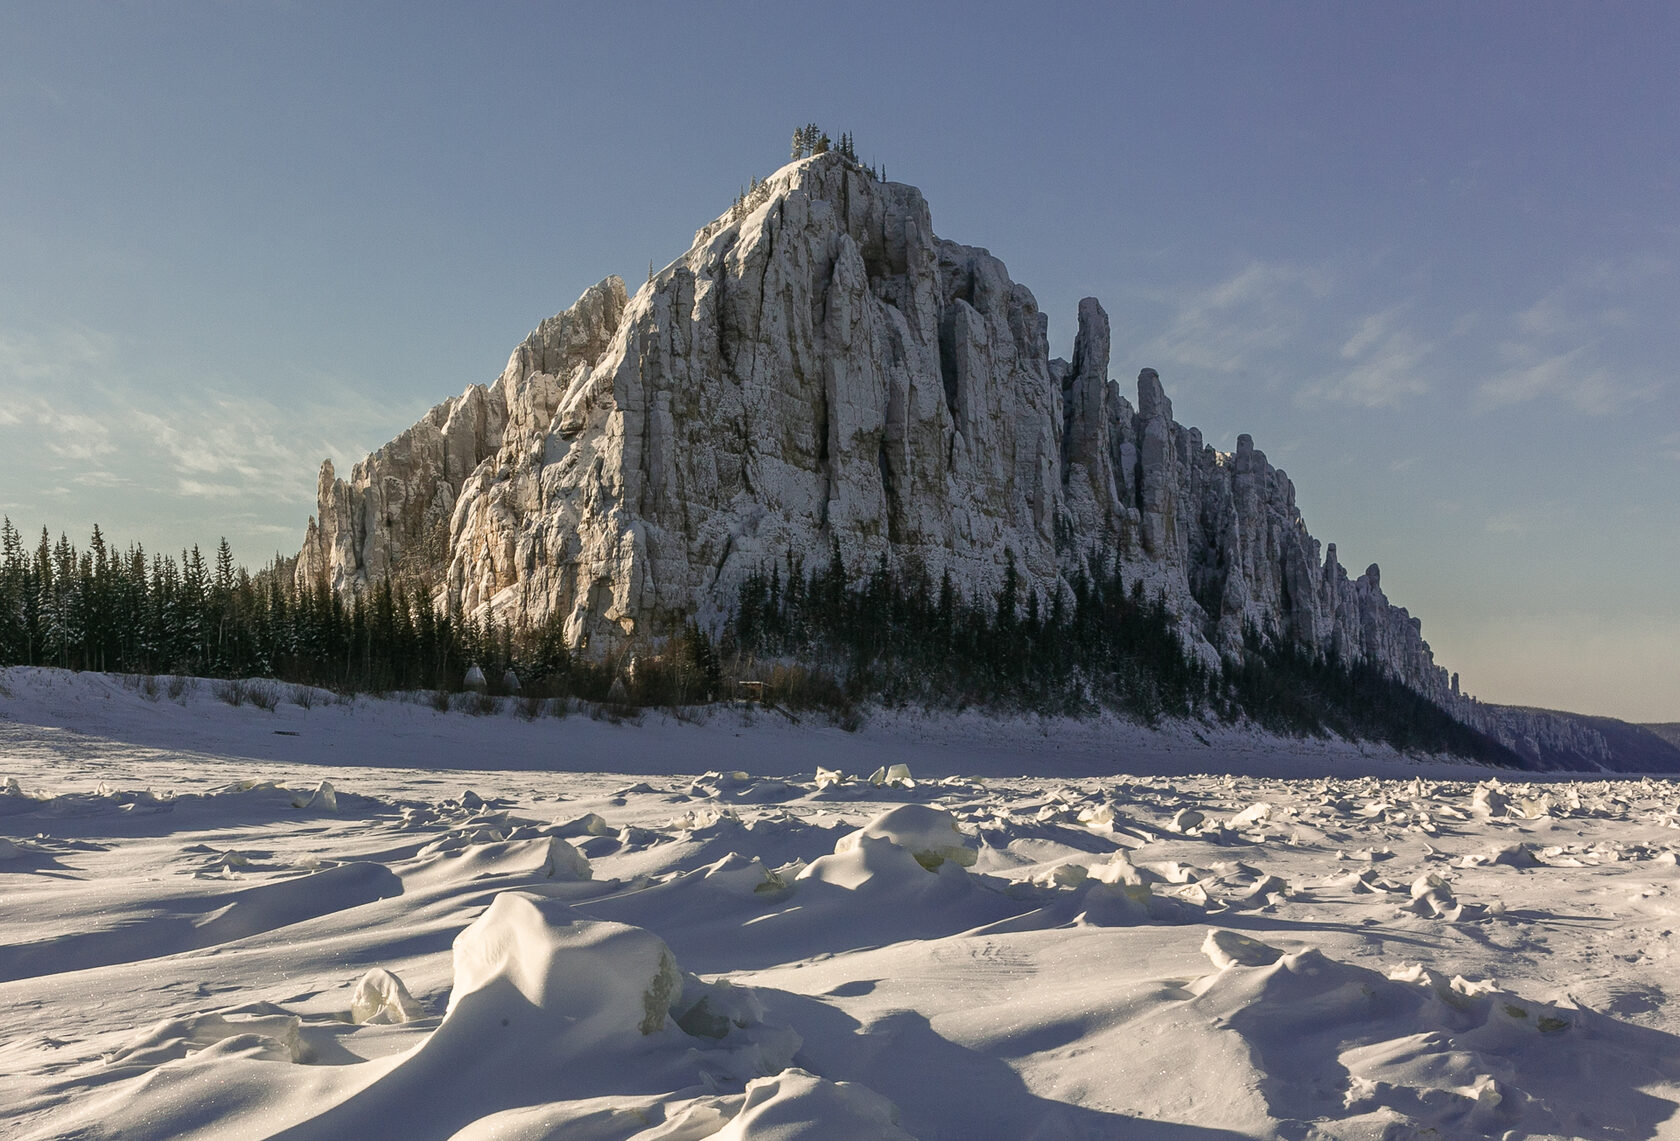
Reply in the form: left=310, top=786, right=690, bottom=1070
left=3, top=668, right=1680, bottom=1138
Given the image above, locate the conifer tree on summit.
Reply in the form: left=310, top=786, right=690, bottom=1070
left=790, top=125, right=859, bottom=163
left=790, top=123, right=830, bottom=159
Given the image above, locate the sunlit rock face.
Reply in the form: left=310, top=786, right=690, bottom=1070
left=296, top=277, right=627, bottom=603
left=296, top=152, right=1458, bottom=705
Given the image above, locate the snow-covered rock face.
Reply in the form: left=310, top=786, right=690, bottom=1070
left=297, top=152, right=1456, bottom=701
left=295, top=276, right=628, bottom=599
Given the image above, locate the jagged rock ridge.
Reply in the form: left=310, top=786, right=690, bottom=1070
left=297, top=152, right=1465, bottom=715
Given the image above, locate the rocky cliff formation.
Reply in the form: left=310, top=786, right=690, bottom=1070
left=296, top=152, right=1463, bottom=711
left=296, top=277, right=627, bottom=596
left=1472, top=707, right=1680, bottom=773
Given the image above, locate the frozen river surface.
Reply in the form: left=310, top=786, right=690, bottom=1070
left=4, top=668, right=1679, bottom=1140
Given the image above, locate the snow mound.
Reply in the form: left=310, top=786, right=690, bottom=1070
left=1188, top=943, right=1676, bottom=1137
left=690, top=771, right=799, bottom=803
left=1203, top=928, right=1284, bottom=968
left=291, top=779, right=338, bottom=812
left=1405, top=871, right=1493, bottom=921
left=414, top=833, right=593, bottom=883
left=709, top=1068, right=917, bottom=1140
left=1460, top=841, right=1540, bottom=868
left=832, top=805, right=977, bottom=871
left=555, top=811, right=615, bottom=837
left=448, top=893, right=682, bottom=1038
left=865, top=764, right=915, bottom=789
left=439, top=893, right=799, bottom=1082
left=799, top=832, right=956, bottom=892
left=810, top=764, right=931, bottom=801
left=105, top=1002, right=307, bottom=1067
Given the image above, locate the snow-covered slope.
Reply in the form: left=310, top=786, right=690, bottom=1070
left=297, top=152, right=1463, bottom=711
left=5, top=667, right=1680, bottom=1139
left=1645, top=723, right=1680, bottom=750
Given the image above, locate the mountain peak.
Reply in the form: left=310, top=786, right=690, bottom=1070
left=298, top=153, right=1473, bottom=727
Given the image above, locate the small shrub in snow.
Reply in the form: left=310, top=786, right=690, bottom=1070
left=247, top=683, right=279, bottom=712
left=289, top=685, right=316, bottom=710
left=429, top=689, right=450, bottom=713
left=588, top=699, right=643, bottom=726
left=139, top=675, right=161, bottom=701
left=456, top=692, right=498, bottom=717
left=514, top=696, right=542, bottom=721
left=212, top=680, right=248, bottom=707
left=166, top=675, right=192, bottom=701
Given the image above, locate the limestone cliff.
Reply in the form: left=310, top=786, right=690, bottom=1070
left=297, top=152, right=1463, bottom=712
left=296, top=277, right=627, bottom=596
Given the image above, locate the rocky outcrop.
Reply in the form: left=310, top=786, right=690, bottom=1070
left=296, top=278, right=627, bottom=596
left=297, top=152, right=1462, bottom=707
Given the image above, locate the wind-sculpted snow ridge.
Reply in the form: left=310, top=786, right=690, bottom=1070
left=9, top=712, right=1680, bottom=1139
left=296, top=152, right=1469, bottom=715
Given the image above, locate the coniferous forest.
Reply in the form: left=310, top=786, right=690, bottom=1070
left=0, top=519, right=564, bottom=697
left=0, top=517, right=1521, bottom=764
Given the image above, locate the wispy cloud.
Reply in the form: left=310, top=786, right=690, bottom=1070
left=128, top=396, right=342, bottom=502
left=176, top=479, right=253, bottom=500
left=0, top=323, right=110, bottom=381
left=0, top=319, right=413, bottom=553
left=1449, top=311, right=1481, bottom=338
left=1474, top=343, right=1656, bottom=415
left=1136, top=260, right=1334, bottom=377
left=1485, top=501, right=1567, bottom=536
left=1298, top=307, right=1432, bottom=409
left=3, top=321, right=397, bottom=496
left=1513, top=288, right=1634, bottom=340
left=38, top=409, right=116, bottom=460
left=1475, top=255, right=1672, bottom=414
left=1579, top=252, right=1671, bottom=292
left=1134, top=263, right=1441, bottom=413
left=0, top=326, right=119, bottom=456
left=70, top=470, right=130, bottom=489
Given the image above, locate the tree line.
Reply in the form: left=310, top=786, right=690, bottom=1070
left=0, top=518, right=567, bottom=696
left=722, top=544, right=1205, bottom=723
left=0, top=516, right=1520, bottom=763
left=716, top=541, right=1519, bottom=764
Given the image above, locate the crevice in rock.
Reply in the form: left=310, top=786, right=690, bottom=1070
left=937, top=305, right=961, bottom=426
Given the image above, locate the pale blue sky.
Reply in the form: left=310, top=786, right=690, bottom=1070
left=2, top=3, right=1676, bottom=720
